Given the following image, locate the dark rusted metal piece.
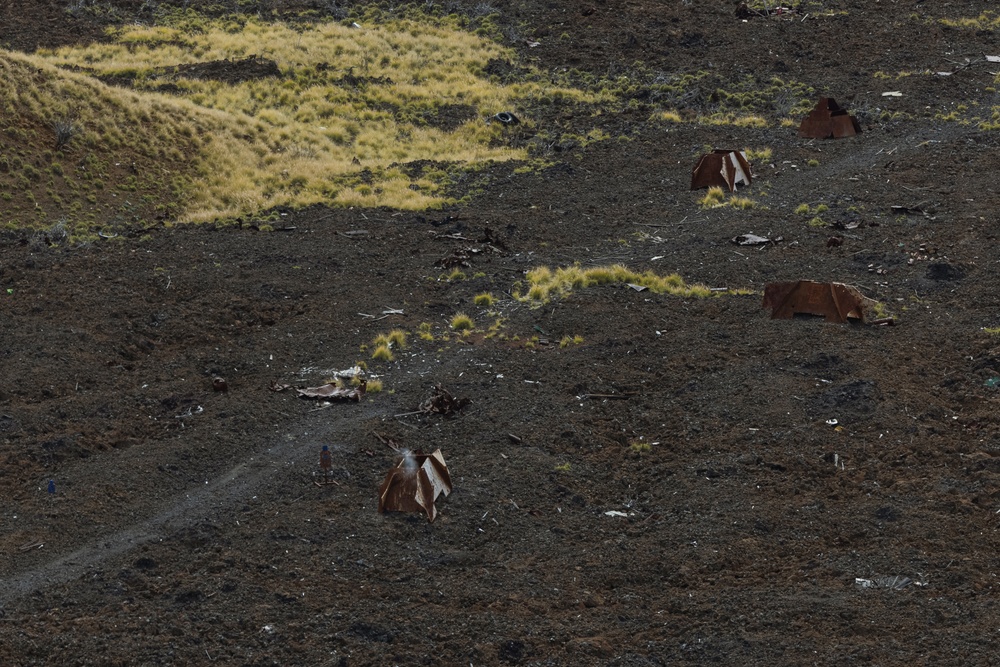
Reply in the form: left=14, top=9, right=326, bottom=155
left=420, top=384, right=470, bottom=415
left=763, top=281, right=874, bottom=323
left=691, top=150, right=753, bottom=192
left=798, top=97, right=861, bottom=139
left=378, top=449, right=452, bottom=522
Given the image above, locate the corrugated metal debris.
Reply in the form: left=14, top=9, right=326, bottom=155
left=378, top=449, right=453, bottom=522
left=691, top=150, right=753, bottom=192
left=762, top=280, right=875, bottom=323
left=798, top=97, right=861, bottom=139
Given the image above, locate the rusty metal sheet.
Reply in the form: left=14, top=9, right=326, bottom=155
left=798, top=97, right=861, bottom=139
left=762, top=280, right=872, bottom=323
left=691, top=150, right=753, bottom=191
left=378, top=449, right=452, bottom=522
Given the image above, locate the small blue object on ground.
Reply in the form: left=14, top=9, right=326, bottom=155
left=48, top=479, right=56, bottom=494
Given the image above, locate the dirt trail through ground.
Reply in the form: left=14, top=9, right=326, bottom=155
left=0, top=405, right=373, bottom=607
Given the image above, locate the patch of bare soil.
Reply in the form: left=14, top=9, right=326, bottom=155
left=4, top=1, right=1000, bottom=665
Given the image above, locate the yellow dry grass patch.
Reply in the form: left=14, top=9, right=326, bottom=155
left=517, top=264, right=720, bottom=306
left=30, top=15, right=594, bottom=223
left=939, top=11, right=1000, bottom=31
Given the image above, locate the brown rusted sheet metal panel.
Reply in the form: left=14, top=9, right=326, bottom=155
left=798, top=97, right=861, bottom=139
left=691, top=150, right=753, bottom=191
left=762, top=281, right=869, bottom=323
left=377, top=449, right=452, bottom=522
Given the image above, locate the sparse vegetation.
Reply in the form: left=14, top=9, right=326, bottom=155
left=474, top=292, right=495, bottom=307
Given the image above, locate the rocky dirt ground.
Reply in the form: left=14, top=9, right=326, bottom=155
left=4, top=0, right=1000, bottom=665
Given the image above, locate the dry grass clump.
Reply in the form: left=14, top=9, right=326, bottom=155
left=699, top=186, right=726, bottom=209
left=450, top=313, right=475, bottom=330
left=745, top=147, right=772, bottom=161
left=699, top=186, right=757, bottom=210
left=387, top=329, right=408, bottom=349
left=517, top=264, right=716, bottom=305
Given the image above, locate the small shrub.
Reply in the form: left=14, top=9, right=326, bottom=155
left=795, top=203, right=811, bottom=216
left=559, top=335, right=573, bottom=348
left=554, top=463, right=571, bottom=472
left=52, top=117, right=78, bottom=151
left=366, top=378, right=384, bottom=392
left=474, top=292, right=494, bottom=307
left=807, top=159, right=820, bottom=167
